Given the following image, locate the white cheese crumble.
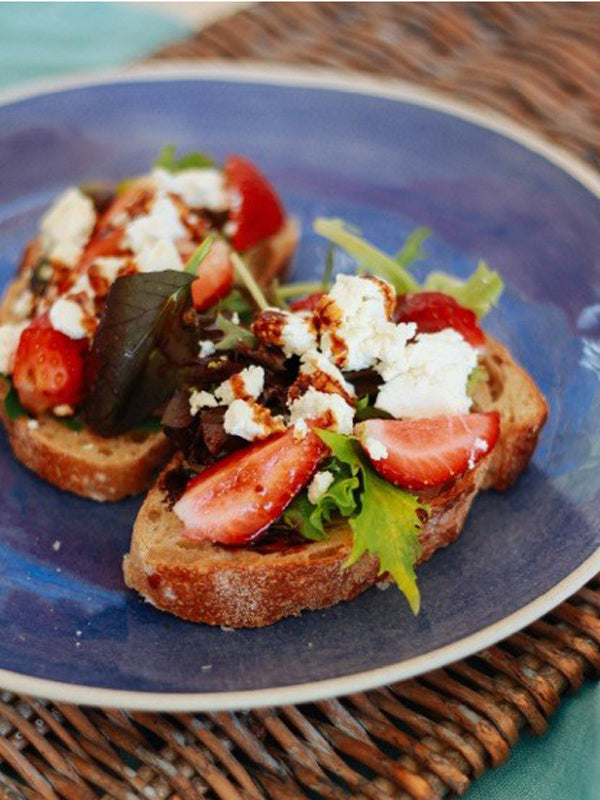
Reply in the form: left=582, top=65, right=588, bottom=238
left=307, top=470, right=335, bottom=504
left=49, top=298, right=87, bottom=339
left=280, top=310, right=318, bottom=357
left=362, top=436, right=388, bottom=461
left=152, top=167, right=229, bottom=211
left=40, top=187, right=96, bottom=267
left=0, top=321, right=28, bottom=374
left=375, top=329, right=477, bottom=419
left=215, top=365, right=264, bottom=404
left=135, top=238, right=183, bottom=273
left=319, top=274, right=399, bottom=370
left=124, top=191, right=185, bottom=255
left=27, top=419, right=39, bottom=430
left=93, top=256, right=127, bottom=282
left=189, top=389, right=218, bottom=415
left=292, top=418, right=309, bottom=440
left=223, top=398, right=282, bottom=441
left=288, top=387, right=354, bottom=435
left=198, top=339, right=216, bottom=358
left=299, top=349, right=355, bottom=397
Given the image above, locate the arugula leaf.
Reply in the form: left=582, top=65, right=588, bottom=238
left=154, top=144, right=215, bottom=172
left=353, top=396, right=394, bottom=421
left=424, top=260, right=503, bottom=318
left=394, top=226, right=430, bottom=268
left=184, top=234, right=216, bottom=275
left=86, top=271, right=195, bottom=436
left=218, top=288, right=255, bottom=324
left=213, top=313, right=257, bottom=350
left=314, top=218, right=420, bottom=293
left=3, top=383, right=27, bottom=420
left=316, top=430, right=426, bottom=612
left=283, top=460, right=360, bottom=540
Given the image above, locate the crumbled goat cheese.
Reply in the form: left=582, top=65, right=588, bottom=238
left=216, top=365, right=264, bottom=404
left=375, top=329, right=477, bottom=419
left=319, top=274, right=398, bottom=370
left=152, top=167, right=229, bottom=211
left=27, top=419, right=39, bottom=430
left=49, top=297, right=87, bottom=339
left=93, top=256, right=127, bottom=282
left=124, top=191, right=186, bottom=255
left=362, top=436, right=388, bottom=461
left=189, top=389, right=218, bottom=415
left=0, top=322, right=28, bottom=374
left=292, top=418, right=309, bottom=440
left=307, top=470, right=335, bottom=504
left=280, top=311, right=318, bottom=357
left=288, top=387, right=354, bottom=434
left=198, top=339, right=216, bottom=358
left=11, top=290, right=34, bottom=320
left=40, top=187, right=96, bottom=267
left=299, top=349, right=355, bottom=398
left=69, top=273, right=94, bottom=298
left=136, top=238, right=183, bottom=273
left=223, top=399, right=283, bottom=441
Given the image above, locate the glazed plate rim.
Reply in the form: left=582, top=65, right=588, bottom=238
left=0, top=63, right=598, bottom=712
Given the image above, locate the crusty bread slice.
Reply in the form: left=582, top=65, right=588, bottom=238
left=123, top=334, right=548, bottom=626
left=0, top=221, right=298, bottom=500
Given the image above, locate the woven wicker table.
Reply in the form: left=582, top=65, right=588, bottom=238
left=2, top=3, right=600, bottom=798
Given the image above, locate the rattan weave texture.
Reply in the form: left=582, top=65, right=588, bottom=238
left=153, top=2, right=600, bottom=168
left=0, top=579, right=598, bottom=799
left=2, top=2, right=600, bottom=797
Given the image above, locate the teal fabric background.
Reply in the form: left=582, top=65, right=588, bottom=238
left=0, top=1, right=189, bottom=87
left=0, top=2, right=598, bottom=797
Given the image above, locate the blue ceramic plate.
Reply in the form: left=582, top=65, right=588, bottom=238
left=0, top=66, right=599, bottom=711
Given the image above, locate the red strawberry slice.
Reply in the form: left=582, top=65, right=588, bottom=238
left=174, top=427, right=328, bottom=544
left=191, top=239, right=234, bottom=312
left=224, top=155, right=285, bottom=252
left=355, top=413, right=500, bottom=490
left=13, top=315, right=88, bottom=415
left=395, top=291, right=485, bottom=347
left=289, top=291, right=326, bottom=312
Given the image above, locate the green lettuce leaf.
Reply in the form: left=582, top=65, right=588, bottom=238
left=154, top=145, right=215, bottom=172
left=313, top=218, right=420, bottom=293
left=316, top=430, right=426, bottom=613
left=283, top=459, right=360, bottom=540
left=3, top=383, right=27, bottom=420
left=314, top=218, right=504, bottom=318
left=423, top=260, right=503, bottom=318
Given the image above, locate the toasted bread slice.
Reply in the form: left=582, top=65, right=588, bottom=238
left=123, top=335, right=548, bottom=626
left=0, top=221, right=298, bottom=500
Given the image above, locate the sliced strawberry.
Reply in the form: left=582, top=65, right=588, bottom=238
left=224, top=155, right=285, bottom=252
left=13, top=316, right=87, bottom=415
left=190, top=239, right=234, bottom=312
left=174, top=427, right=328, bottom=545
left=355, top=413, right=500, bottom=490
left=79, top=228, right=125, bottom=270
left=395, top=291, right=485, bottom=347
left=289, top=291, right=326, bottom=312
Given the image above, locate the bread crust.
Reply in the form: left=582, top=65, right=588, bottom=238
left=0, top=220, right=298, bottom=500
left=123, top=334, right=548, bottom=626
